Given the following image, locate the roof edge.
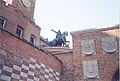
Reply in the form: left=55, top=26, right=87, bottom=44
left=70, top=24, right=119, bottom=36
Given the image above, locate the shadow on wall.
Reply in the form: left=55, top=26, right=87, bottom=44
left=112, top=69, right=119, bottom=81
left=101, top=27, right=119, bottom=81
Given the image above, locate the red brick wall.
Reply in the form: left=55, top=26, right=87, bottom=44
left=43, top=47, right=74, bottom=81
left=24, top=22, right=41, bottom=46
left=55, top=53, right=74, bottom=81
left=0, top=28, right=61, bottom=81
left=0, top=0, right=62, bottom=81
left=1, top=0, right=36, bottom=20
left=44, top=25, right=119, bottom=81
left=12, top=0, right=36, bottom=20
left=71, top=25, right=119, bottom=81
left=0, top=0, right=41, bottom=46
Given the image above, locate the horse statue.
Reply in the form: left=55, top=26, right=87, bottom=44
left=49, top=29, right=70, bottom=47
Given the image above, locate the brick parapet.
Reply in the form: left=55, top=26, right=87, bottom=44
left=0, top=28, right=62, bottom=78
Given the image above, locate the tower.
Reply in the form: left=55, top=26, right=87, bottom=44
left=1, top=0, right=36, bottom=19
left=0, top=0, right=41, bottom=46
left=0, top=1, right=61, bottom=81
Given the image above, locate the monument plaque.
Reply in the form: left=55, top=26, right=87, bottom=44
left=101, top=37, right=117, bottom=53
left=82, top=60, right=99, bottom=79
left=81, top=39, right=95, bottom=55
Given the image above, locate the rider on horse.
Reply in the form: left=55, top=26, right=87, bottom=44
left=51, top=29, right=62, bottom=40
left=50, top=29, right=69, bottom=47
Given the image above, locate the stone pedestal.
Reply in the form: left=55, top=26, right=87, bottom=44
left=44, top=47, right=72, bottom=55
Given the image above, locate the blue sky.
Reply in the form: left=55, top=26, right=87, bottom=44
left=34, top=0, right=119, bottom=47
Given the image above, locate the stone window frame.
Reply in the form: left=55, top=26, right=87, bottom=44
left=0, top=16, right=6, bottom=29
left=15, top=25, right=23, bottom=38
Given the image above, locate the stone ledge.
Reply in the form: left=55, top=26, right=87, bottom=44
left=44, top=47, right=73, bottom=55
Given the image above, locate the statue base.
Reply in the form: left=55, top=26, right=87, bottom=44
left=44, top=47, right=72, bottom=55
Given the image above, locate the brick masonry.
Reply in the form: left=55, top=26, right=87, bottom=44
left=0, top=28, right=61, bottom=81
left=44, top=47, right=74, bottom=81
left=55, top=52, right=73, bottom=81
left=71, top=25, right=119, bottom=81
left=0, top=0, right=41, bottom=47
left=0, top=1, right=62, bottom=81
left=0, top=0, right=119, bottom=81
left=45, top=25, right=119, bottom=81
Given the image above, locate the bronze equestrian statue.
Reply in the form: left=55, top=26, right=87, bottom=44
left=49, top=29, right=70, bottom=47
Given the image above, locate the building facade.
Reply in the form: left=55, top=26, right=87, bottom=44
left=0, top=0, right=119, bottom=81
left=71, top=26, right=119, bottom=81
left=46, top=25, right=119, bottom=81
left=0, top=0, right=61, bottom=81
